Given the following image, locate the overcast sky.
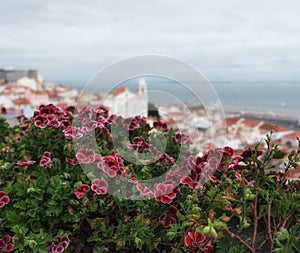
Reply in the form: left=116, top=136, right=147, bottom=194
left=0, top=0, right=300, bottom=85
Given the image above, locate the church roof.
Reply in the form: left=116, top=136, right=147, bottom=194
left=112, top=86, right=127, bottom=97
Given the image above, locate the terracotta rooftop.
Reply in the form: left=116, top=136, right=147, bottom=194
left=112, top=87, right=126, bottom=97
left=260, top=122, right=288, bottom=132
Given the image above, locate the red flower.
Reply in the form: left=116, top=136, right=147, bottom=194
left=40, top=151, right=52, bottom=169
left=98, top=151, right=126, bottom=177
left=0, top=234, right=14, bottom=252
left=159, top=205, right=178, bottom=228
left=173, top=132, right=193, bottom=145
left=65, top=157, right=79, bottom=166
left=223, top=146, right=234, bottom=157
left=136, top=183, right=153, bottom=197
left=158, top=153, right=175, bottom=165
left=17, top=160, right=36, bottom=167
left=153, top=121, right=169, bottom=132
left=34, top=114, right=49, bottom=129
left=235, top=172, right=254, bottom=187
left=48, top=236, right=70, bottom=253
left=74, top=184, right=90, bottom=199
left=128, top=137, right=150, bottom=150
left=184, top=232, right=214, bottom=252
left=91, top=179, right=108, bottom=195
left=75, top=148, right=96, bottom=164
left=60, top=120, right=71, bottom=129
left=154, top=183, right=176, bottom=204
left=1, top=107, right=7, bottom=115
left=0, top=191, right=10, bottom=208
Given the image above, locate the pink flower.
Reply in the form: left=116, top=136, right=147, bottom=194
left=153, top=121, right=169, bottom=132
left=0, top=234, right=14, bottom=252
left=74, top=184, right=90, bottom=199
left=60, top=120, right=71, bottom=129
left=136, top=183, right=153, bottom=197
left=158, top=153, right=175, bottom=165
left=17, top=160, right=36, bottom=167
left=154, top=183, right=176, bottom=204
left=34, top=114, right=49, bottom=128
left=223, top=146, right=234, bottom=157
left=173, top=132, right=193, bottom=145
left=159, top=205, right=178, bottom=228
left=65, top=157, right=79, bottom=166
left=48, top=236, right=70, bottom=253
left=40, top=151, right=51, bottom=169
left=91, top=179, right=108, bottom=195
left=184, top=232, right=214, bottom=252
left=235, top=172, right=254, bottom=187
left=75, top=148, right=96, bottom=164
left=98, top=151, right=126, bottom=177
left=128, top=137, right=150, bottom=150
left=0, top=191, right=10, bottom=208
left=1, top=107, right=7, bottom=115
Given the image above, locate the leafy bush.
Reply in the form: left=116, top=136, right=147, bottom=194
left=0, top=104, right=299, bottom=252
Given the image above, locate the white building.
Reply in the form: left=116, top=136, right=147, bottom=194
left=102, top=78, right=148, bottom=118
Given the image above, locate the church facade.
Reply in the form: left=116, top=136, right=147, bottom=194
left=102, top=78, right=148, bottom=118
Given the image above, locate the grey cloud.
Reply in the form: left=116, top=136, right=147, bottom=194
left=0, top=0, right=300, bottom=82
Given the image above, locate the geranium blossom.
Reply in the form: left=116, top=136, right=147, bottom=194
left=74, top=184, right=90, bottom=199
left=65, top=157, right=79, bottom=166
left=173, top=132, right=193, bottom=145
left=153, top=121, right=169, bottom=132
left=91, top=179, right=108, bottom=195
left=17, top=160, right=36, bottom=167
left=0, top=234, right=14, bottom=252
left=136, top=183, right=153, bottom=197
left=48, top=236, right=70, bottom=253
left=159, top=205, right=178, bottom=228
left=128, top=137, right=150, bottom=150
left=40, top=151, right=52, bottom=169
left=0, top=191, right=10, bottom=208
left=184, top=232, right=214, bottom=252
left=1, top=107, right=7, bottom=115
left=34, top=114, right=49, bottom=129
left=98, top=151, right=127, bottom=177
left=75, top=148, right=96, bottom=164
left=154, top=183, right=176, bottom=204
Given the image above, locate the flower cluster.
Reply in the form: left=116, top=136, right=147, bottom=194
left=0, top=192, right=10, bottom=208
left=184, top=232, right=214, bottom=253
left=91, top=178, right=108, bottom=195
left=33, top=104, right=72, bottom=129
left=40, top=151, right=52, bottom=169
left=98, top=151, right=127, bottom=177
left=154, top=183, right=176, bottom=204
left=48, top=236, right=70, bottom=253
left=0, top=235, right=13, bottom=253
left=159, top=205, right=178, bottom=228
left=74, top=184, right=90, bottom=199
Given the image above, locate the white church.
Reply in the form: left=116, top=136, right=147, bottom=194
left=102, top=77, right=148, bottom=118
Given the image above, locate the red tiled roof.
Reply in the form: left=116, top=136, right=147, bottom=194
left=13, top=97, right=29, bottom=105
left=225, top=117, right=241, bottom=126
left=260, top=122, right=288, bottom=132
left=112, top=87, right=126, bottom=96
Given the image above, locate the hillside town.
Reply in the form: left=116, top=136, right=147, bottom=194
left=0, top=69, right=299, bottom=179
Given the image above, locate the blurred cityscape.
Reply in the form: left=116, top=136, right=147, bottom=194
left=0, top=68, right=299, bottom=180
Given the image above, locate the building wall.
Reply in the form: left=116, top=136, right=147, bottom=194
left=0, top=69, right=38, bottom=83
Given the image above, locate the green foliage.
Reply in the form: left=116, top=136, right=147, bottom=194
left=0, top=106, right=299, bottom=252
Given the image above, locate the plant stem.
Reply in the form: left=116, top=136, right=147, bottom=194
left=267, top=198, right=274, bottom=251
left=280, top=212, right=293, bottom=229
left=224, top=228, right=256, bottom=253
left=252, top=192, right=258, bottom=247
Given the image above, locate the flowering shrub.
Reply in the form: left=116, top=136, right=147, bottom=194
left=0, top=104, right=299, bottom=252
